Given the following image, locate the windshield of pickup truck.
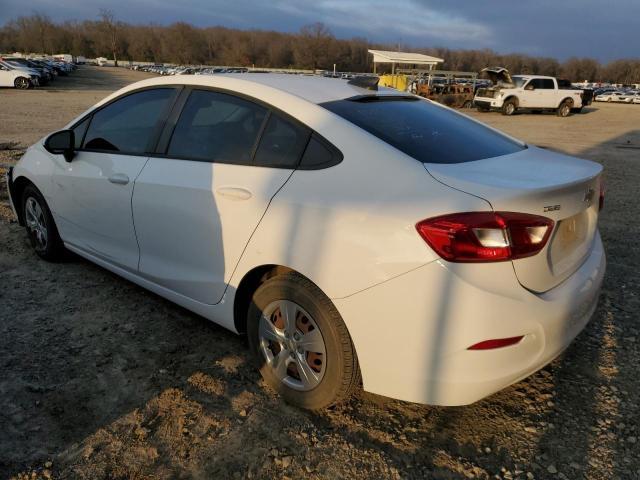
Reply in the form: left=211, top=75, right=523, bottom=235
left=512, top=76, right=528, bottom=88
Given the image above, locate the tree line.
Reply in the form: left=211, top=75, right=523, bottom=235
left=1, top=13, right=639, bottom=84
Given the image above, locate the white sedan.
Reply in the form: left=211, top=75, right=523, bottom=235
left=0, top=61, right=38, bottom=89
left=7, top=74, right=606, bottom=409
left=595, top=91, right=627, bottom=102
left=620, top=92, right=640, bottom=104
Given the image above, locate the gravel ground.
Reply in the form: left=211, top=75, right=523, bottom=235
left=1, top=68, right=639, bottom=480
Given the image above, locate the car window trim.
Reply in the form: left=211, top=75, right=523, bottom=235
left=67, top=83, right=343, bottom=170
left=69, top=85, right=183, bottom=157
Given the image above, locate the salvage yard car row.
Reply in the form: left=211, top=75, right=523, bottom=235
left=0, top=56, right=77, bottom=89
left=594, top=89, right=640, bottom=103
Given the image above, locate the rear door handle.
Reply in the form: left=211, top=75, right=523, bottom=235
left=216, top=187, right=252, bottom=201
left=108, top=173, right=130, bottom=185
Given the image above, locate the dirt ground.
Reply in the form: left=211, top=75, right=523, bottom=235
left=1, top=67, right=639, bottom=480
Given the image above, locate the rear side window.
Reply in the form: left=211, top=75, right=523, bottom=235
left=541, top=79, right=555, bottom=89
left=253, top=113, right=310, bottom=168
left=299, top=134, right=343, bottom=170
left=83, top=88, right=175, bottom=153
left=167, top=89, right=267, bottom=164
left=322, top=97, right=524, bottom=164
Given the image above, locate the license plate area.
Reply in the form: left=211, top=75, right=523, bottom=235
left=549, top=209, right=592, bottom=276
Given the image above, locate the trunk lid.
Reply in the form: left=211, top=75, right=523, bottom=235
left=425, top=146, right=603, bottom=292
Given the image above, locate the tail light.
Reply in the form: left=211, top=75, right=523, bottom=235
left=416, top=212, right=554, bottom=262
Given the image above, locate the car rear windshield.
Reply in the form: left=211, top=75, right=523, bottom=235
left=321, top=97, right=525, bottom=164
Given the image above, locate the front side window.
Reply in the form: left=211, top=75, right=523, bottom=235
left=167, top=90, right=267, bottom=164
left=322, top=97, right=525, bottom=164
left=83, top=88, right=176, bottom=153
left=72, top=117, right=90, bottom=149
left=528, top=79, right=542, bottom=89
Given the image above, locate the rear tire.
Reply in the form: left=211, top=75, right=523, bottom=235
left=462, top=100, right=473, bottom=109
left=502, top=99, right=517, bottom=116
left=247, top=272, right=361, bottom=410
left=557, top=101, right=572, bottom=117
left=21, top=184, right=65, bottom=261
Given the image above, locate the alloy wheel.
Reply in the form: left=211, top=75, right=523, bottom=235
left=15, top=78, right=30, bottom=89
left=24, top=197, right=48, bottom=250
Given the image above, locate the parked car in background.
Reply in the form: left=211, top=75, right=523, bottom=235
left=595, top=91, right=626, bottom=102
left=3, top=57, right=52, bottom=84
left=618, top=91, right=640, bottom=103
left=474, top=68, right=589, bottom=116
left=0, top=61, right=37, bottom=88
left=0, top=59, right=41, bottom=87
left=7, top=74, right=605, bottom=410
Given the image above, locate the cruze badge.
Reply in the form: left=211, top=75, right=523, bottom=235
left=544, top=205, right=561, bottom=212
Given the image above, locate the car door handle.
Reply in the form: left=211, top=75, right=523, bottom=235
left=216, top=187, right=252, bottom=201
left=108, top=173, right=130, bottom=185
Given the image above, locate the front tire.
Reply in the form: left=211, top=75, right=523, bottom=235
left=247, top=272, right=361, bottom=410
left=502, top=99, right=517, bottom=116
left=14, top=77, right=32, bottom=89
left=21, top=184, right=65, bottom=261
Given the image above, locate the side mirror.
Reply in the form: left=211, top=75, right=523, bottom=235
left=525, top=84, right=535, bottom=91
left=44, top=129, right=75, bottom=162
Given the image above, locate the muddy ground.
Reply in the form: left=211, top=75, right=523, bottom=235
left=1, top=67, right=639, bottom=479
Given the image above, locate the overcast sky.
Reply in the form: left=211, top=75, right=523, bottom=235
left=1, top=0, right=637, bottom=62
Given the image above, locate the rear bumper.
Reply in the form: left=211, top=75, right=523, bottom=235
left=334, top=232, right=606, bottom=405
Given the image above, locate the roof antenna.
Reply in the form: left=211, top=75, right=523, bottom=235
left=348, top=76, right=379, bottom=91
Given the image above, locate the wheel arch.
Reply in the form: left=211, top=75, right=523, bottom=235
left=9, top=175, right=37, bottom=226
left=233, top=264, right=295, bottom=334
left=503, top=95, right=519, bottom=107
left=558, top=97, right=574, bottom=108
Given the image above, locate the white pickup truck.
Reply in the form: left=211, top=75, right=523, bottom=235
left=474, top=67, right=592, bottom=117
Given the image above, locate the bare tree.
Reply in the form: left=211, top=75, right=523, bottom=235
left=295, top=22, right=334, bottom=70
left=98, top=9, right=120, bottom=66
left=1, top=13, right=639, bottom=84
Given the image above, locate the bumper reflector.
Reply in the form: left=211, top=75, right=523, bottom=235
left=467, top=336, right=524, bottom=350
